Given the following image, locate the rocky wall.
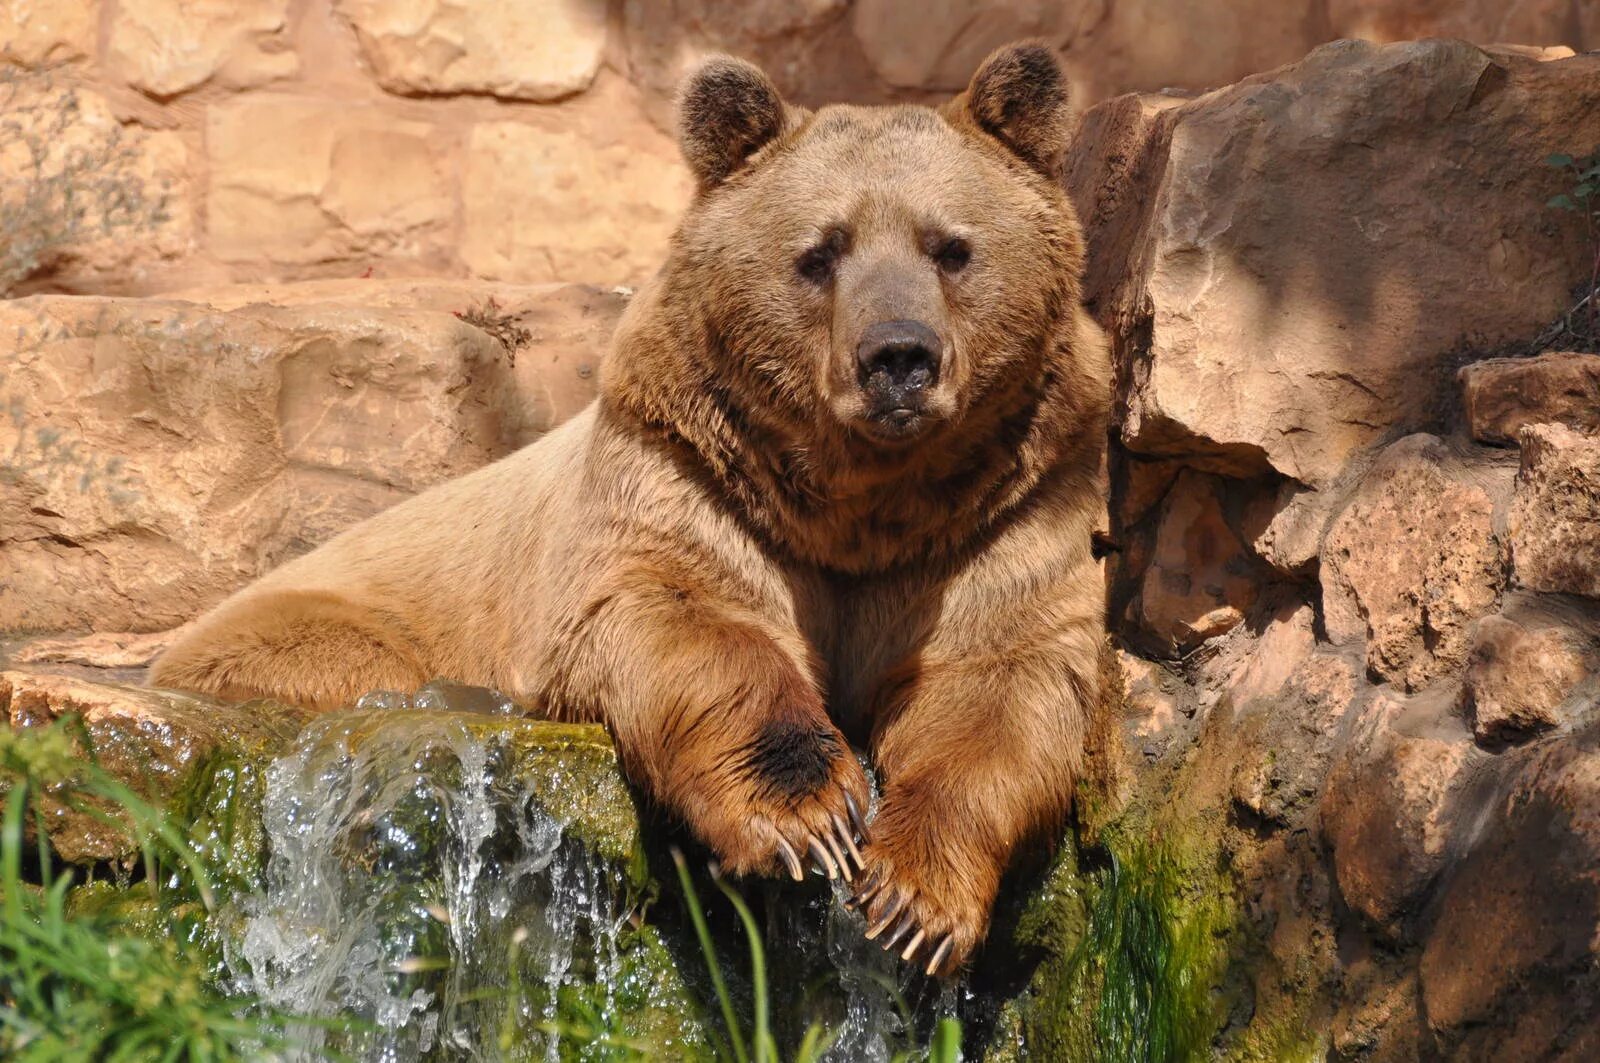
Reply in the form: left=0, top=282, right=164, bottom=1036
left=3, top=1, right=1598, bottom=297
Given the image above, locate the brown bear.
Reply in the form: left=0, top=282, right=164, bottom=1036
left=152, top=41, right=1110, bottom=977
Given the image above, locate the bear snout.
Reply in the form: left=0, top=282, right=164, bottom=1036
left=855, top=319, right=943, bottom=436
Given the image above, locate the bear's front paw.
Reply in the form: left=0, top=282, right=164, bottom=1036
left=849, top=835, right=997, bottom=978
left=689, top=722, right=872, bottom=884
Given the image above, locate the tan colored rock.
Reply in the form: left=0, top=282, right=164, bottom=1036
left=169, top=278, right=625, bottom=441
left=1509, top=423, right=1600, bottom=597
left=108, top=0, right=297, bottom=97
left=1, top=670, right=307, bottom=862
left=1129, top=469, right=1259, bottom=655
left=1420, top=737, right=1600, bottom=1060
left=620, top=0, right=864, bottom=130
left=0, top=0, right=98, bottom=66
left=1069, top=41, right=1600, bottom=487
left=12, top=628, right=189, bottom=669
left=1322, top=688, right=1478, bottom=937
left=460, top=78, right=693, bottom=285
left=1464, top=612, right=1596, bottom=743
left=1322, top=435, right=1513, bottom=691
left=0, top=77, right=192, bottom=294
left=207, top=96, right=452, bottom=265
left=336, top=0, right=605, bottom=101
left=1329, top=0, right=1588, bottom=48
left=0, top=294, right=515, bottom=634
left=1460, top=352, right=1600, bottom=444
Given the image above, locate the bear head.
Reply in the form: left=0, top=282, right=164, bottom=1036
left=606, top=42, right=1103, bottom=571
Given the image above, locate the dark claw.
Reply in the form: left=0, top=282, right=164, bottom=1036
left=775, top=837, right=804, bottom=881
left=848, top=868, right=883, bottom=910
left=900, top=929, right=927, bottom=962
left=879, top=909, right=917, bottom=952
left=808, top=837, right=839, bottom=880
left=833, top=814, right=863, bottom=869
left=845, top=792, right=869, bottom=837
left=925, top=935, right=954, bottom=977
left=864, top=890, right=905, bottom=939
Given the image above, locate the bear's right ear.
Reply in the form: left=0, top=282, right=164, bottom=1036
left=678, top=56, right=799, bottom=192
left=951, top=42, right=1072, bottom=179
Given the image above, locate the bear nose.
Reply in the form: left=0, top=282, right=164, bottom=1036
left=855, top=320, right=942, bottom=393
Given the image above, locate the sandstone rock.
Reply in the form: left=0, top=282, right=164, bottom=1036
left=108, top=0, right=297, bottom=98
left=852, top=0, right=1319, bottom=105
left=1069, top=40, right=1600, bottom=488
left=1463, top=610, right=1598, bottom=743
left=1329, top=0, right=1590, bottom=48
left=1508, top=423, right=1600, bottom=597
left=460, top=77, right=693, bottom=286
left=1128, top=469, right=1260, bottom=655
left=1, top=670, right=307, bottom=862
left=0, top=77, right=192, bottom=293
left=0, top=294, right=515, bottom=634
left=12, top=628, right=188, bottom=670
left=1460, top=352, right=1600, bottom=444
left=0, top=0, right=97, bottom=66
left=336, top=0, right=606, bottom=102
left=1420, top=733, right=1600, bottom=1060
left=206, top=96, right=452, bottom=266
left=620, top=0, right=866, bottom=130
left=170, top=278, right=624, bottom=441
left=1322, top=435, right=1514, bottom=691
left=1322, top=687, right=1479, bottom=937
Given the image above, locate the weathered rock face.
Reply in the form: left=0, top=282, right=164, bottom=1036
left=1420, top=732, right=1600, bottom=1061
left=1321, top=434, right=1514, bottom=690
left=1462, top=604, right=1599, bottom=743
left=1460, top=351, right=1600, bottom=445
left=0, top=283, right=622, bottom=635
left=12, top=3, right=1598, bottom=296
left=108, top=0, right=298, bottom=98
left=335, top=0, right=607, bottom=102
left=1127, top=469, right=1260, bottom=655
left=1069, top=40, right=1600, bottom=487
left=1509, top=423, right=1600, bottom=597
left=0, top=0, right=99, bottom=66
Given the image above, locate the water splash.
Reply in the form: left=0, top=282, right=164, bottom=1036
left=227, top=698, right=658, bottom=1061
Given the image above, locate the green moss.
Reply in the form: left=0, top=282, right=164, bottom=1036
left=1009, top=818, right=1234, bottom=1063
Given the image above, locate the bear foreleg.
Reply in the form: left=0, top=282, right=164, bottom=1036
left=853, top=623, right=1099, bottom=976
left=556, top=564, right=870, bottom=881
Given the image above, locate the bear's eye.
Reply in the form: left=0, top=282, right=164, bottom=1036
left=796, top=243, right=838, bottom=285
left=796, top=248, right=834, bottom=284
left=933, top=237, right=972, bottom=275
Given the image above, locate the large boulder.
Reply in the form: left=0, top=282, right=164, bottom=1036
left=1321, top=435, right=1515, bottom=691
left=0, top=284, right=622, bottom=635
left=1509, top=423, right=1600, bottom=598
left=1068, top=40, right=1600, bottom=488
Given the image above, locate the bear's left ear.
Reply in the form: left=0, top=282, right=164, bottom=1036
left=678, top=56, right=802, bottom=192
left=951, top=42, right=1072, bottom=179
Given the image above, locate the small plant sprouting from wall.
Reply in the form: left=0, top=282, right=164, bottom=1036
left=1541, top=148, right=1600, bottom=350
left=0, top=68, right=171, bottom=296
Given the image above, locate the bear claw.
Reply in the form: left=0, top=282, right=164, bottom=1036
left=808, top=837, right=840, bottom=879
left=775, top=837, right=804, bottom=881
left=925, top=935, right=954, bottom=977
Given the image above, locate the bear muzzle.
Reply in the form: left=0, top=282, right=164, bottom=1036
left=855, top=319, right=943, bottom=440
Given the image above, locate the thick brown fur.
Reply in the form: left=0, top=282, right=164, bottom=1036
left=152, top=41, right=1110, bottom=978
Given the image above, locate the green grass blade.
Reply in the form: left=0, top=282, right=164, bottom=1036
left=672, top=847, right=748, bottom=1063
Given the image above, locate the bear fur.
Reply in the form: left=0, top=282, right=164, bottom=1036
left=152, top=42, right=1110, bottom=977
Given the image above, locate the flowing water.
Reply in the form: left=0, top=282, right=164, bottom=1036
left=222, top=685, right=953, bottom=1061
